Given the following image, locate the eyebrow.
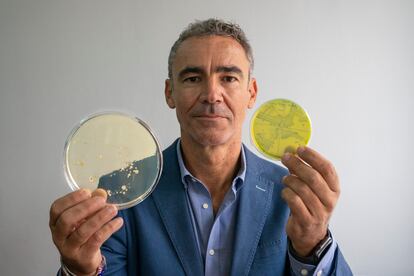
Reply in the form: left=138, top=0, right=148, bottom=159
left=216, top=66, right=243, bottom=77
left=177, top=65, right=244, bottom=79
left=178, top=67, right=204, bottom=79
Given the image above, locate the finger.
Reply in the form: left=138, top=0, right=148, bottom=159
left=282, top=175, right=324, bottom=217
left=82, top=217, right=124, bottom=252
left=66, top=204, right=118, bottom=248
left=50, top=189, right=92, bottom=228
left=281, top=187, right=312, bottom=223
left=53, top=196, right=107, bottom=243
left=282, top=153, right=333, bottom=205
left=297, top=146, right=340, bottom=193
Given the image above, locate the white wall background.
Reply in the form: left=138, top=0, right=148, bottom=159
left=0, top=0, right=413, bottom=275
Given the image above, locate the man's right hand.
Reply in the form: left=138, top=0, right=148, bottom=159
left=49, top=189, right=124, bottom=276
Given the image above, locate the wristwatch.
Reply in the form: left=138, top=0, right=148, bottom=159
left=288, top=230, right=333, bottom=265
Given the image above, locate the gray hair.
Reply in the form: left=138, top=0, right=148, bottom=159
left=167, top=18, right=254, bottom=79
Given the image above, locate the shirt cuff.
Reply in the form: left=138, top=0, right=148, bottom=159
left=288, top=238, right=337, bottom=276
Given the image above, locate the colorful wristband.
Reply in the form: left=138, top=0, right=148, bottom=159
left=60, top=255, right=106, bottom=276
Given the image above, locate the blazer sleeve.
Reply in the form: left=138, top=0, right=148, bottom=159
left=330, top=246, right=353, bottom=276
left=100, top=211, right=129, bottom=275
left=288, top=244, right=352, bottom=276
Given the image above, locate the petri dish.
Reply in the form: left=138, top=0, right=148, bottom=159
left=250, top=99, right=312, bottom=160
left=63, top=111, right=163, bottom=209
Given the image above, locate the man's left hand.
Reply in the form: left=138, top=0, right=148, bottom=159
left=281, top=146, right=340, bottom=257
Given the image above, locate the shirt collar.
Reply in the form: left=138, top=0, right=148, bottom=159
left=176, top=139, right=246, bottom=192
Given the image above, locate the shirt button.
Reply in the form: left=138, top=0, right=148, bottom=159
left=300, top=269, right=308, bottom=276
left=202, top=203, right=209, bottom=209
left=316, top=270, right=323, bottom=276
left=209, top=249, right=215, bottom=256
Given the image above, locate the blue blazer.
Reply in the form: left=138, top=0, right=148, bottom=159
left=101, top=140, right=352, bottom=275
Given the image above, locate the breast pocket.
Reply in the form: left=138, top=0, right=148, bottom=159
left=255, top=239, right=284, bottom=260
left=250, top=239, right=287, bottom=276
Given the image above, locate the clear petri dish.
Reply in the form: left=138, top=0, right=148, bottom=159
left=63, top=111, right=163, bottom=209
left=250, top=99, right=312, bottom=160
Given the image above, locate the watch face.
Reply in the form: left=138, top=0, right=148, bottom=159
left=250, top=99, right=312, bottom=160
left=63, top=111, right=163, bottom=209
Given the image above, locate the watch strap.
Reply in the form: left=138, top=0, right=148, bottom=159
left=288, top=230, right=333, bottom=265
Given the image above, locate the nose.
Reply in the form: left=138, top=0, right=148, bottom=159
left=199, top=78, right=223, bottom=104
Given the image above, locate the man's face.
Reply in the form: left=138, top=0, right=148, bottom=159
left=165, top=35, right=257, bottom=147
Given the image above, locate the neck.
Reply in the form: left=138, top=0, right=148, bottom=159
left=180, top=136, right=242, bottom=213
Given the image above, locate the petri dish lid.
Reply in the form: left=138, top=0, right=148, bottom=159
left=250, top=99, right=312, bottom=160
left=63, top=111, right=163, bottom=210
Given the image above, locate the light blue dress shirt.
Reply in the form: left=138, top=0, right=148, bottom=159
left=176, top=140, right=338, bottom=276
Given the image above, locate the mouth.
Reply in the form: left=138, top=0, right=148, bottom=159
left=194, top=115, right=226, bottom=120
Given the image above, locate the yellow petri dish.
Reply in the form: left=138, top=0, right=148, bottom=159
left=250, top=99, right=312, bottom=160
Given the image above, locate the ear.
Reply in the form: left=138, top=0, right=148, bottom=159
left=247, top=77, right=258, bottom=109
left=164, top=79, right=176, bottom=109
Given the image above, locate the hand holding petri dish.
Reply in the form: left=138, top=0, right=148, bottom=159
left=63, top=112, right=163, bottom=210
left=250, top=99, right=312, bottom=160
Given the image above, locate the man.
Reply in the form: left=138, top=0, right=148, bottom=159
left=49, top=18, right=352, bottom=275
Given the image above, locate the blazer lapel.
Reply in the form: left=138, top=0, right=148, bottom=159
left=231, top=148, right=275, bottom=276
left=151, top=140, right=204, bottom=276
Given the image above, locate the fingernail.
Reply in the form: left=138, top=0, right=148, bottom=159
left=94, top=196, right=106, bottom=206
left=114, top=217, right=124, bottom=228
left=106, top=205, right=117, bottom=214
left=92, top=188, right=107, bottom=199
left=282, top=153, right=291, bottom=162
left=80, top=188, right=91, bottom=196
left=282, top=175, right=287, bottom=183
left=297, top=146, right=305, bottom=154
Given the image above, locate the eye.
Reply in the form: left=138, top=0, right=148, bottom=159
left=183, top=76, right=201, bottom=83
left=222, top=76, right=238, bottom=83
